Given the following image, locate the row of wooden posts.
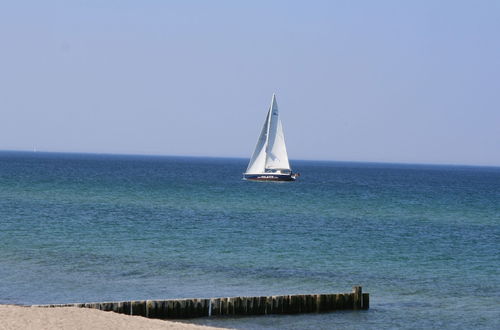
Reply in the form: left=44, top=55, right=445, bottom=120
left=34, top=286, right=369, bottom=319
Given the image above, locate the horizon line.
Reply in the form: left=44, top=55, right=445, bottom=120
left=1, top=149, right=499, bottom=169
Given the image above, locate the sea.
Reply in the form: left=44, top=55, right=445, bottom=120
left=0, top=151, right=499, bottom=329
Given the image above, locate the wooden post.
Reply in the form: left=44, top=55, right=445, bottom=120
left=362, top=293, right=369, bottom=310
left=352, top=286, right=362, bottom=310
left=131, top=300, right=146, bottom=317
left=265, top=296, right=273, bottom=314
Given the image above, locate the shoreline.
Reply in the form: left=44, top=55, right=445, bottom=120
left=0, top=305, right=226, bottom=330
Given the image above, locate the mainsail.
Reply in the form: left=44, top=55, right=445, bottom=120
left=245, top=94, right=291, bottom=174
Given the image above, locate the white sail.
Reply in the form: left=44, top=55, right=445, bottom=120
left=265, top=117, right=290, bottom=170
left=245, top=108, right=270, bottom=174
left=245, top=94, right=291, bottom=175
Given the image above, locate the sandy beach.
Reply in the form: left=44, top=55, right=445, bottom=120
left=0, top=305, right=226, bottom=330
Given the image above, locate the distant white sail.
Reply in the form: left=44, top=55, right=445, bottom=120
left=265, top=119, right=290, bottom=170
left=245, top=109, right=270, bottom=174
left=245, top=94, right=291, bottom=175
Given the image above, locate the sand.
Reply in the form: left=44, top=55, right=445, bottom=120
left=0, top=305, right=227, bottom=330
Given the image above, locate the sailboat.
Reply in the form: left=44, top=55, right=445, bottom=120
left=243, top=94, right=299, bottom=181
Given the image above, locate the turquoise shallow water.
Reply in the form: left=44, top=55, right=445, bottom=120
left=1, top=151, right=499, bottom=329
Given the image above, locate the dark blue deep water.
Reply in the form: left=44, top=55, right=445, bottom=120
left=1, top=151, right=499, bottom=329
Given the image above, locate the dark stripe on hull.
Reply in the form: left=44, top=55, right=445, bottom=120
left=244, top=174, right=296, bottom=181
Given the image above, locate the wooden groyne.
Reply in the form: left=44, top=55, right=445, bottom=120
left=33, top=286, right=369, bottom=319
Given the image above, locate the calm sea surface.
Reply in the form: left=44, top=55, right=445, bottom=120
left=1, top=151, right=499, bottom=329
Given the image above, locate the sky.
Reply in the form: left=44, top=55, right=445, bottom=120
left=1, top=0, right=499, bottom=166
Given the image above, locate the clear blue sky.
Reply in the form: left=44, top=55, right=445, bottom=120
left=1, top=0, right=499, bottom=166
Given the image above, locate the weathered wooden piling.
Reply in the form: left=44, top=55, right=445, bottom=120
left=353, top=285, right=362, bottom=309
left=32, top=286, right=369, bottom=319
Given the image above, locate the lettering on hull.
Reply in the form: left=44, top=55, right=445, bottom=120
left=244, top=174, right=295, bottom=182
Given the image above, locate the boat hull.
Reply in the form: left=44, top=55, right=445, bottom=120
left=243, top=173, right=296, bottom=181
